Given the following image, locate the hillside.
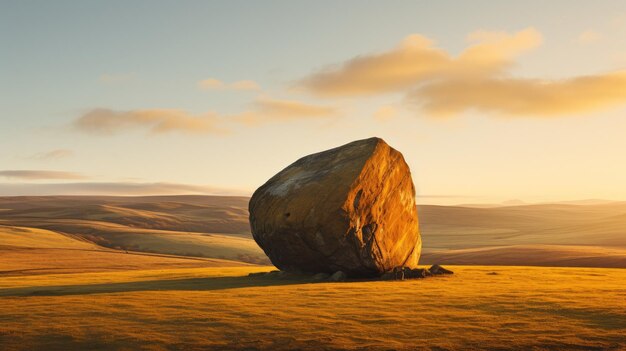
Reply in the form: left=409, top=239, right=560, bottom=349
left=0, top=195, right=269, bottom=266
left=418, top=203, right=626, bottom=267
left=421, top=245, right=626, bottom=268
left=418, top=203, right=626, bottom=249
left=1, top=196, right=625, bottom=268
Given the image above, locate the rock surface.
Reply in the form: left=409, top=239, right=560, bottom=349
left=312, top=272, right=331, bottom=281
left=249, top=137, right=421, bottom=277
left=328, top=271, right=347, bottom=282
left=429, top=264, right=454, bottom=275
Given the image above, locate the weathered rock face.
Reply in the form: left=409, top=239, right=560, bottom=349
left=249, top=137, right=421, bottom=277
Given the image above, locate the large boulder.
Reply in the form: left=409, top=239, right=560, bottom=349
left=248, top=137, right=421, bottom=277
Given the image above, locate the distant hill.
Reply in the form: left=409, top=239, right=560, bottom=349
left=1, top=195, right=624, bottom=268
left=421, top=245, right=626, bottom=268
left=418, top=202, right=626, bottom=249
left=0, top=195, right=269, bottom=267
left=0, top=195, right=251, bottom=233
left=418, top=202, right=626, bottom=267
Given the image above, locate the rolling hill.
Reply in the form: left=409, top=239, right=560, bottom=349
left=0, top=195, right=270, bottom=267
left=417, top=203, right=626, bottom=267
left=1, top=195, right=625, bottom=268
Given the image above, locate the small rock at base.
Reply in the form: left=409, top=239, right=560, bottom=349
left=393, top=267, right=404, bottom=280
left=248, top=272, right=267, bottom=277
left=328, top=271, right=347, bottom=282
left=380, top=272, right=396, bottom=280
left=264, top=270, right=288, bottom=279
left=429, top=264, right=453, bottom=275
left=312, top=272, right=331, bottom=281
left=405, top=268, right=428, bottom=279
left=380, top=268, right=429, bottom=280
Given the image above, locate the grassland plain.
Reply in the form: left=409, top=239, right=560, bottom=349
left=0, top=265, right=624, bottom=351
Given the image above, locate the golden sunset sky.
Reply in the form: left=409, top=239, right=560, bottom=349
left=1, top=1, right=626, bottom=204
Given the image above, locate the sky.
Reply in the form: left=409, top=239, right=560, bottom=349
left=1, top=0, right=626, bottom=204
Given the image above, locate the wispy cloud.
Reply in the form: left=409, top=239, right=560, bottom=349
left=0, top=170, right=87, bottom=180
left=27, top=149, right=74, bottom=161
left=298, top=28, right=626, bottom=117
left=233, top=97, right=338, bottom=126
left=0, top=182, right=248, bottom=196
left=230, top=80, right=261, bottom=91
left=73, top=96, right=337, bottom=135
left=410, top=71, right=626, bottom=116
left=373, top=106, right=397, bottom=122
left=235, top=96, right=338, bottom=126
left=73, top=108, right=227, bottom=135
left=298, top=28, right=542, bottom=97
left=198, top=78, right=261, bottom=91
left=197, top=78, right=224, bottom=89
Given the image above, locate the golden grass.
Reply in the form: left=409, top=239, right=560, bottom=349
left=0, top=247, right=251, bottom=277
left=0, top=225, right=96, bottom=249
left=422, top=244, right=626, bottom=268
left=1, top=265, right=624, bottom=350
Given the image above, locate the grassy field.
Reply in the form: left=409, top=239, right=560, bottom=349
left=0, top=265, right=624, bottom=351
left=0, top=196, right=624, bottom=350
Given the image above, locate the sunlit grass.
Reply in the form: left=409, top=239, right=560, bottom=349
left=1, top=265, right=624, bottom=350
left=0, top=225, right=96, bottom=249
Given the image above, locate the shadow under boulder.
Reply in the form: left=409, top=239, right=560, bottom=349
left=249, top=265, right=453, bottom=283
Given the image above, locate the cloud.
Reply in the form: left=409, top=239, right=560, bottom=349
left=73, top=98, right=338, bottom=135
left=410, top=71, right=626, bottom=116
left=0, top=182, right=248, bottom=196
left=460, top=28, right=543, bottom=70
left=230, top=80, right=261, bottom=91
left=74, top=108, right=227, bottom=135
left=198, top=78, right=261, bottom=91
left=28, top=149, right=74, bottom=160
left=198, top=78, right=224, bottom=89
left=252, top=96, right=337, bottom=118
left=575, top=30, right=602, bottom=44
left=298, top=28, right=626, bottom=117
left=98, top=73, right=136, bottom=84
left=373, top=106, right=397, bottom=122
left=298, top=28, right=542, bottom=97
left=235, top=96, right=337, bottom=125
left=0, top=170, right=87, bottom=180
